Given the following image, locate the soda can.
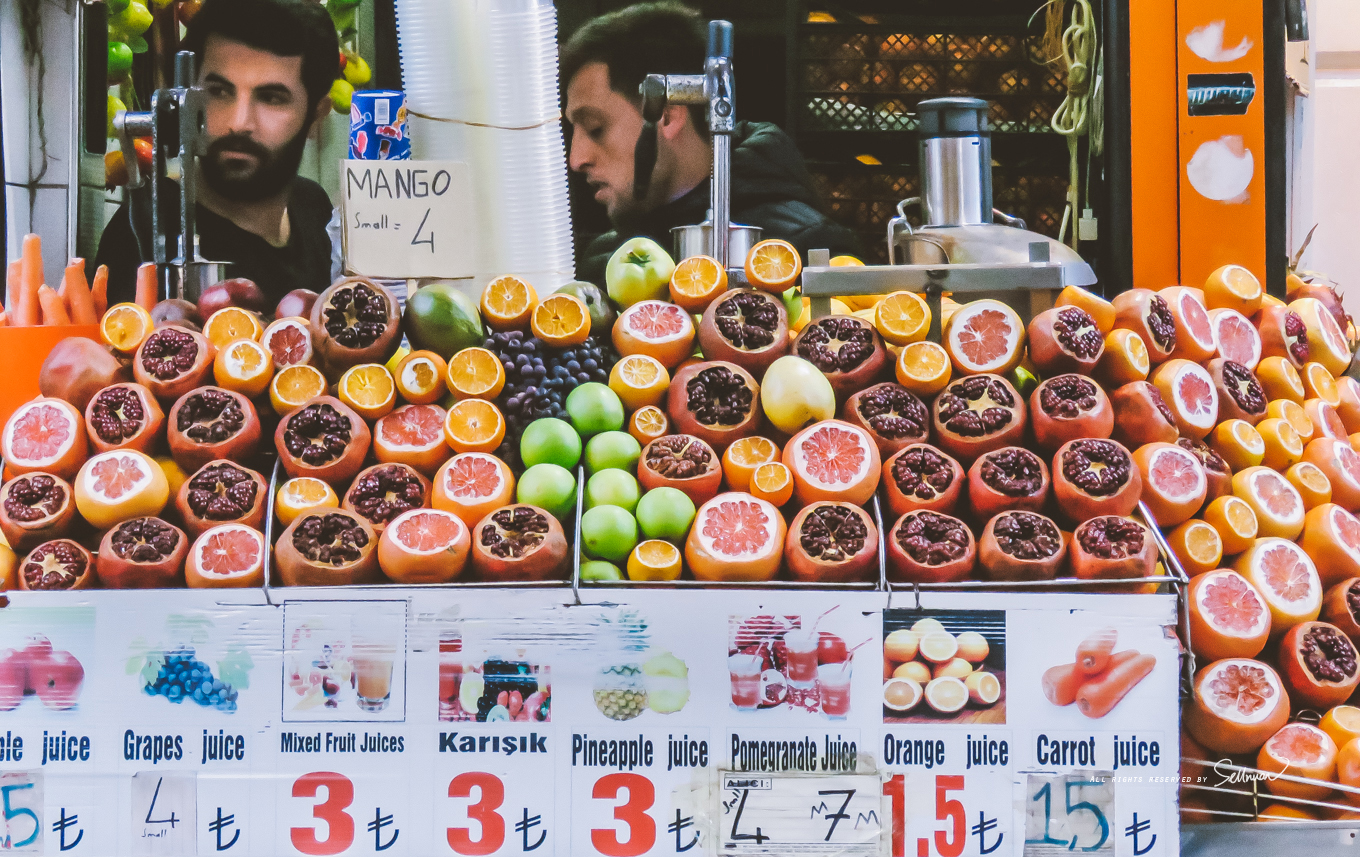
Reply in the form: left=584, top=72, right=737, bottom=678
left=349, top=90, right=411, bottom=160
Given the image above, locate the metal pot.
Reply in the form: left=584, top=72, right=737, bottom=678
left=671, top=222, right=762, bottom=266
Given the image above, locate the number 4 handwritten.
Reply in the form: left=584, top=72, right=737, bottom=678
left=411, top=209, right=434, bottom=251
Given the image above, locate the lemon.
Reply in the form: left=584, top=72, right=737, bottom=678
left=459, top=674, right=484, bottom=714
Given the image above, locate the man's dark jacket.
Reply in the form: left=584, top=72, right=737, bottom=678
left=578, top=121, right=859, bottom=284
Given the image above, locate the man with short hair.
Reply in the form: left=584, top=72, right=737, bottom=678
left=96, top=0, right=338, bottom=304
left=563, top=2, right=858, bottom=283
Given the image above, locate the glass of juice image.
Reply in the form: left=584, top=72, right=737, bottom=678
left=438, top=634, right=462, bottom=719
left=783, top=628, right=819, bottom=686
left=729, top=653, right=763, bottom=710
left=352, top=642, right=396, bottom=712
left=817, top=662, right=852, bottom=719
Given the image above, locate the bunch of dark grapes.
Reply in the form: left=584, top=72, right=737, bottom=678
left=143, top=648, right=238, bottom=711
left=484, top=330, right=618, bottom=469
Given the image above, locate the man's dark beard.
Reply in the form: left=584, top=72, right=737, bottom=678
left=201, top=127, right=309, bottom=202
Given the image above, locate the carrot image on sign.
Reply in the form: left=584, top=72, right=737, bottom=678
left=1043, top=628, right=1155, bottom=718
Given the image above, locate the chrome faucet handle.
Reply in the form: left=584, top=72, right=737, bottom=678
left=887, top=197, right=921, bottom=265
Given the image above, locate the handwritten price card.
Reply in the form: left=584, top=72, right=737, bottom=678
left=131, top=772, right=195, bottom=856
left=717, top=772, right=884, bottom=856
left=1021, top=772, right=1113, bottom=855
left=341, top=160, right=475, bottom=279
left=0, top=772, right=40, bottom=852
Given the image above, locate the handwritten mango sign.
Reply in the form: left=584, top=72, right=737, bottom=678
left=340, top=160, right=474, bottom=279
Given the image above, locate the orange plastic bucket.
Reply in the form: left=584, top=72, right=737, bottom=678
left=0, top=326, right=100, bottom=430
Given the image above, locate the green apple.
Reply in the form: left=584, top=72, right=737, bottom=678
left=581, top=506, right=638, bottom=563
left=635, top=487, right=696, bottom=542
left=585, top=431, right=642, bottom=474
left=605, top=237, right=675, bottom=308
left=516, top=463, right=577, bottom=520
left=565, top=383, right=625, bottom=437
left=555, top=281, right=616, bottom=333
left=520, top=418, right=581, bottom=469
left=585, top=469, right=640, bottom=513
left=580, top=560, right=624, bottom=581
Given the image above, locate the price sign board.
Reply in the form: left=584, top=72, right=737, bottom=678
left=717, top=772, right=884, bottom=856
left=0, top=772, right=41, bottom=852
left=1021, top=773, right=1114, bottom=856
left=131, top=772, right=195, bottom=856
left=341, top=160, right=475, bottom=279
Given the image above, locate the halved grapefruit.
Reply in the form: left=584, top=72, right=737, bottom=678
left=186, top=523, right=264, bottom=588
left=612, top=300, right=696, bottom=369
left=1160, top=286, right=1217, bottom=362
left=1209, top=307, right=1262, bottom=369
left=1186, top=657, right=1291, bottom=754
left=432, top=453, right=515, bottom=528
left=1151, top=359, right=1219, bottom=438
left=377, top=508, right=470, bottom=584
left=73, top=449, right=169, bottom=529
left=684, top=492, right=786, bottom=581
left=373, top=404, right=450, bottom=476
left=1257, top=723, right=1338, bottom=800
left=1233, top=466, right=1307, bottom=540
left=2, top=397, right=88, bottom=480
left=1132, top=442, right=1207, bottom=526
left=1304, top=437, right=1360, bottom=512
left=1299, top=503, right=1360, bottom=587
left=1304, top=398, right=1348, bottom=441
left=1188, top=569, right=1271, bottom=661
left=782, top=419, right=881, bottom=505
left=1236, top=537, right=1322, bottom=630
left=262, top=317, right=314, bottom=369
left=942, top=299, right=1025, bottom=376
left=1291, top=297, right=1353, bottom=377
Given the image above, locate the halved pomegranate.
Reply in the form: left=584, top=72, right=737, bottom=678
left=85, top=383, right=164, bottom=454
left=1052, top=439, right=1142, bottom=523
left=967, top=446, right=1049, bottom=521
left=275, top=396, right=372, bottom=486
left=470, top=504, right=569, bottom=581
left=1029, top=374, right=1113, bottom=452
left=1160, top=286, right=1217, bottom=362
left=96, top=517, right=188, bottom=588
left=1208, top=358, right=1267, bottom=425
left=1257, top=304, right=1310, bottom=369
left=841, top=383, right=929, bottom=457
left=0, top=473, right=76, bottom=553
left=133, top=327, right=215, bottom=402
left=1069, top=515, right=1156, bottom=580
left=666, top=361, right=761, bottom=452
left=175, top=460, right=267, bottom=538
left=792, top=315, right=888, bottom=400
left=1113, top=289, right=1177, bottom=363
left=1026, top=306, right=1104, bottom=376
left=882, top=443, right=964, bottom=517
left=1278, top=621, right=1360, bottom=709
left=341, top=463, right=432, bottom=534
left=931, top=374, right=1026, bottom=463
left=1177, top=438, right=1233, bottom=504
left=696, top=288, right=789, bottom=376
left=19, top=539, right=95, bottom=590
left=977, top=511, right=1066, bottom=580
left=886, top=510, right=975, bottom=583
left=308, top=276, right=402, bottom=374
left=1321, top=578, right=1360, bottom=639
left=784, top=502, right=878, bottom=582
left=167, top=387, right=262, bottom=472
left=274, top=509, right=380, bottom=586
left=638, top=434, right=723, bottom=505
left=1109, top=381, right=1180, bottom=447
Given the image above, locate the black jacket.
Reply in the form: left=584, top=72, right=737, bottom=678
left=578, top=122, right=859, bottom=284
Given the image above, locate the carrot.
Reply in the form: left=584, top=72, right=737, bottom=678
left=6, top=260, right=20, bottom=315
left=1074, top=628, right=1118, bottom=677
left=91, top=265, right=109, bottom=317
left=134, top=262, right=158, bottom=311
left=1042, top=663, right=1082, bottom=706
left=62, top=259, right=97, bottom=325
left=1075, top=652, right=1157, bottom=718
left=38, top=285, right=70, bottom=326
left=16, top=234, right=43, bottom=326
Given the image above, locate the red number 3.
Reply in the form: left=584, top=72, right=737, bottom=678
left=291, top=772, right=355, bottom=855
left=591, top=773, right=656, bottom=857
left=447, top=772, right=506, bottom=855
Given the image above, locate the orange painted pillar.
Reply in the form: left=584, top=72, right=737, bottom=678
left=1128, top=0, right=1182, bottom=289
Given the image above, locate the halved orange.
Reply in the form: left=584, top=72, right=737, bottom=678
left=1201, top=494, right=1259, bottom=556
left=1256, top=417, right=1304, bottom=471
left=531, top=293, right=590, bottom=346
left=628, top=405, right=669, bottom=445
left=1166, top=519, right=1224, bottom=576
left=750, top=461, right=793, bottom=506
left=668, top=255, right=727, bottom=311
left=1204, top=264, right=1263, bottom=316
left=433, top=452, right=515, bottom=527
left=446, top=347, right=505, bottom=401
left=895, top=340, right=951, bottom=396
left=1211, top=419, right=1265, bottom=471
left=213, top=338, right=274, bottom=398
left=627, top=539, right=683, bottom=581
left=875, top=291, right=930, bottom=346
left=744, top=239, right=802, bottom=293
left=1056, top=285, right=1117, bottom=333
left=269, top=364, right=327, bottom=416
left=394, top=350, right=448, bottom=405
left=608, top=354, right=670, bottom=412
left=1269, top=398, right=1316, bottom=445
left=1286, top=460, right=1333, bottom=510
left=1234, top=466, right=1307, bottom=540
left=1096, top=328, right=1150, bottom=385
left=275, top=477, right=339, bottom=526
left=481, top=275, right=537, bottom=331
left=1321, top=706, right=1360, bottom=752
left=1257, top=356, right=1306, bottom=404
left=202, top=307, right=263, bottom=349
left=100, top=302, right=153, bottom=354
left=262, top=317, right=314, bottom=368
left=722, top=436, right=780, bottom=493
left=443, top=399, right=505, bottom=454
left=1303, top=362, right=1342, bottom=406
left=338, top=363, right=396, bottom=421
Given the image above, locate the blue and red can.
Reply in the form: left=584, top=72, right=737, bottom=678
left=349, top=90, right=411, bottom=160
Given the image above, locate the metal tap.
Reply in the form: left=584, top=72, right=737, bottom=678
left=633, top=20, right=735, bottom=267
